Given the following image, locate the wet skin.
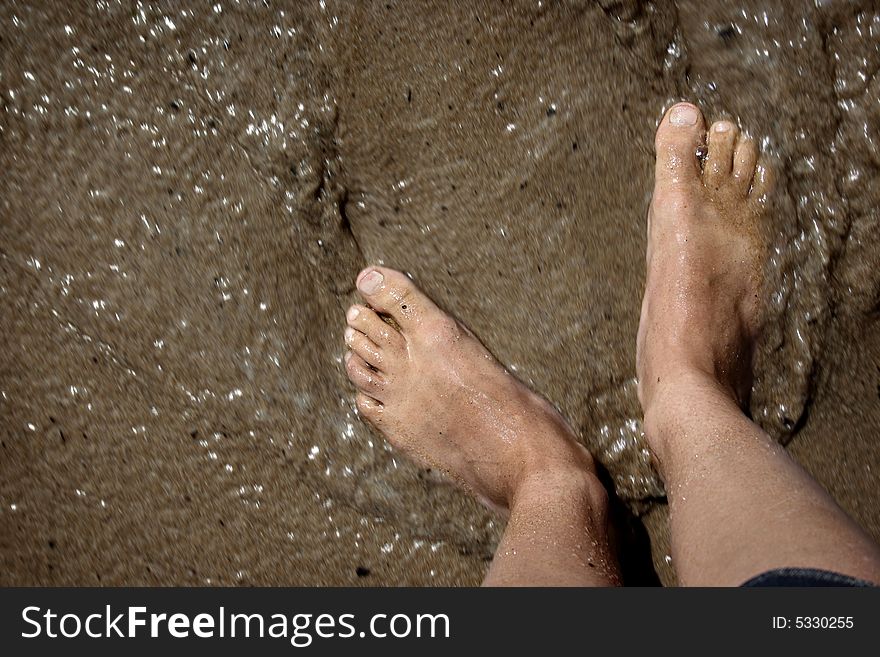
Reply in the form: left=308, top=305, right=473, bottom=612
left=343, top=102, right=880, bottom=586
left=343, top=267, right=618, bottom=585
left=637, top=102, right=773, bottom=450
left=639, top=102, right=880, bottom=586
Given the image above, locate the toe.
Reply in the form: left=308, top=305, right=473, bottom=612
left=750, top=160, right=775, bottom=206
left=732, top=137, right=758, bottom=195
left=704, top=120, right=738, bottom=188
left=344, top=351, right=387, bottom=399
left=355, top=266, right=438, bottom=329
left=346, top=304, right=405, bottom=351
left=344, top=326, right=384, bottom=370
left=355, top=392, right=383, bottom=425
left=654, top=102, right=706, bottom=187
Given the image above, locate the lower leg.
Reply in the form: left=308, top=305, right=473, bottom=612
left=484, top=469, right=618, bottom=587
left=640, top=103, right=880, bottom=586
left=648, top=370, right=880, bottom=586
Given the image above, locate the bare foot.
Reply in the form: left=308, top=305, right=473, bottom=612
left=637, top=102, right=774, bottom=464
left=343, top=266, right=600, bottom=511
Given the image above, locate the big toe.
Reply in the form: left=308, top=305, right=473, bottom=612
left=355, top=266, right=437, bottom=329
left=654, top=102, right=706, bottom=187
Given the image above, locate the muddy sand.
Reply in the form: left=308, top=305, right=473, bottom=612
left=2, top=0, right=879, bottom=585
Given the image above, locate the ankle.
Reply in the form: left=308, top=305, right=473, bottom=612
left=511, top=463, right=607, bottom=517
left=504, top=397, right=602, bottom=507
left=641, top=366, right=742, bottom=469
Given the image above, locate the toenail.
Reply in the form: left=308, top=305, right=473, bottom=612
left=344, top=327, right=355, bottom=344
left=358, top=271, right=384, bottom=295
left=347, top=306, right=360, bottom=321
left=669, top=105, right=698, bottom=126
left=714, top=121, right=733, bottom=133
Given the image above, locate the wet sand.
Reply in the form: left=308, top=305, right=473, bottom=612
left=1, top=0, right=879, bottom=585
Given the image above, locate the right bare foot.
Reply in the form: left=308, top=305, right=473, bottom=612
left=342, top=266, right=602, bottom=512
left=637, top=102, right=774, bottom=464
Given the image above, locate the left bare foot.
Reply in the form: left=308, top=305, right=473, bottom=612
left=342, top=266, right=602, bottom=511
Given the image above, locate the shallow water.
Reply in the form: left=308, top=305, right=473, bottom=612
left=2, top=0, right=879, bottom=585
